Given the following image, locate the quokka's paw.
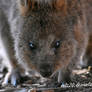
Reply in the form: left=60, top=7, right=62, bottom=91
left=2, top=69, right=22, bottom=86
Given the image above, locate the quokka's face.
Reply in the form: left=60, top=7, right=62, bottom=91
left=15, top=0, right=76, bottom=78
left=15, top=14, right=75, bottom=78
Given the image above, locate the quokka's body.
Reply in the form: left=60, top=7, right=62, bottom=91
left=0, top=0, right=92, bottom=86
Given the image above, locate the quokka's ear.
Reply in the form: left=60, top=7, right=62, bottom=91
left=54, top=0, right=67, bottom=11
left=18, top=0, right=32, bottom=16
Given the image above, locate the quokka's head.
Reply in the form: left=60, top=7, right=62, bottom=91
left=15, top=0, right=78, bottom=78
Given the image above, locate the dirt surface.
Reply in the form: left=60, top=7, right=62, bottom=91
left=0, top=64, right=92, bottom=92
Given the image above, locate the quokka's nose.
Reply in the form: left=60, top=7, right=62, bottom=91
left=40, top=64, right=52, bottom=77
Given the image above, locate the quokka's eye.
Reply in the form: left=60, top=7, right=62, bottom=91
left=29, top=42, right=36, bottom=50
left=54, top=41, right=60, bottom=49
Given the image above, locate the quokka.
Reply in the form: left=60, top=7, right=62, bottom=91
left=0, top=0, right=92, bottom=86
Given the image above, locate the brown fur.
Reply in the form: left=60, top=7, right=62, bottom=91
left=19, top=0, right=70, bottom=16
